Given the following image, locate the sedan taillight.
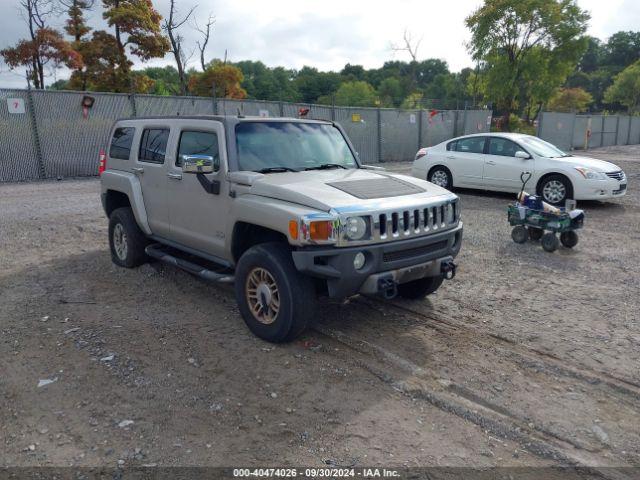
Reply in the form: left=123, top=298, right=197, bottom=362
left=415, top=148, right=428, bottom=160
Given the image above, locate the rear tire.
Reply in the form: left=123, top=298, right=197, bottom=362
left=235, top=242, right=316, bottom=343
left=108, top=207, right=149, bottom=268
left=397, top=275, right=444, bottom=300
left=428, top=166, right=453, bottom=190
left=511, top=226, right=528, bottom=244
left=541, top=232, right=559, bottom=252
left=560, top=231, right=579, bottom=248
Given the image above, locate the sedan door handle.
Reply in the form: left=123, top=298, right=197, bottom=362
left=446, top=156, right=455, bottom=160
left=486, top=160, right=496, bottom=166
left=132, top=167, right=144, bottom=175
left=167, top=172, right=182, bottom=180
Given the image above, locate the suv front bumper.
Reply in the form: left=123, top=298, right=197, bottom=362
left=291, top=223, right=462, bottom=298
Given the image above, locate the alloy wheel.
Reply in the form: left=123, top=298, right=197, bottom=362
left=246, top=267, right=280, bottom=325
left=542, top=180, right=566, bottom=204
left=113, top=223, right=128, bottom=261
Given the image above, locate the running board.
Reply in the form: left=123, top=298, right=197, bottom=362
left=145, top=244, right=235, bottom=283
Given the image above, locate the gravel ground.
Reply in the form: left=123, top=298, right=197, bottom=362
left=1, top=145, right=639, bottom=474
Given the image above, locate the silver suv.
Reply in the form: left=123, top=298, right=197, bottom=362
left=100, top=116, right=463, bottom=342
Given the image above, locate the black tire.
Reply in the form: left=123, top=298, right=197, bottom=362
left=397, top=275, right=444, bottom=300
left=511, top=226, right=528, bottom=244
left=108, top=207, right=149, bottom=268
left=541, top=232, right=559, bottom=252
left=538, top=174, right=573, bottom=207
left=428, top=166, right=453, bottom=190
left=560, top=231, right=579, bottom=248
left=234, top=242, right=316, bottom=343
left=528, top=227, right=543, bottom=241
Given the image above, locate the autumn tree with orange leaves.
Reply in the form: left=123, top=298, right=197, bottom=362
left=188, top=63, right=247, bottom=99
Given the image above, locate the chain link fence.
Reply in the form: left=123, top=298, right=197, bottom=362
left=539, top=111, right=640, bottom=152
left=0, top=88, right=495, bottom=182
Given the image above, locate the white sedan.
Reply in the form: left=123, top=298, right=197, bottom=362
left=411, top=133, right=627, bottom=206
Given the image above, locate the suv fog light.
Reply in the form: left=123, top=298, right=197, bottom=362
left=354, top=252, right=366, bottom=270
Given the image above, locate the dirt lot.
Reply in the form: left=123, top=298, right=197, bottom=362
left=1, top=145, right=639, bottom=476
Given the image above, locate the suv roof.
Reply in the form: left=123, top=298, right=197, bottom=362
left=114, top=115, right=333, bottom=126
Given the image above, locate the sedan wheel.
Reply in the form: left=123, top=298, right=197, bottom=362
left=540, top=176, right=571, bottom=206
left=429, top=168, right=452, bottom=189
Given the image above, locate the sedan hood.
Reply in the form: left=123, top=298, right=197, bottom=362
left=553, top=155, right=621, bottom=173
left=237, top=168, right=454, bottom=212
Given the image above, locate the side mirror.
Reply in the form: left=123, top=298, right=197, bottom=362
left=181, top=154, right=217, bottom=174
left=515, top=151, right=531, bottom=159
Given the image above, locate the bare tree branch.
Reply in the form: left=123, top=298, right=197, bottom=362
left=163, top=0, right=197, bottom=95
left=194, top=13, right=215, bottom=72
left=391, top=29, right=422, bottom=62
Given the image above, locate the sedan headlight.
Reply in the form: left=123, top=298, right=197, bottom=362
left=575, top=167, right=606, bottom=180
left=345, top=216, right=368, bottom=241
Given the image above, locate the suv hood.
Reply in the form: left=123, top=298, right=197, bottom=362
left=236, top=169, right=454, bottom=212
left=551, top=155, right=621, bottom=172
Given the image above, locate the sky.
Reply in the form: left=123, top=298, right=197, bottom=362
left=0, top=0, right=639, bottom=88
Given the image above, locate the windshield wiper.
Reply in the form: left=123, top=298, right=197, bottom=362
left=304, top=163, right=348, bottom=171
left=256, top=167, right=298, bottom=174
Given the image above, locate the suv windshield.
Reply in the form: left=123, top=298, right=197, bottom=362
left=519, top=136, right=569, bottom=158
left=236, top=121, right=358, bottom=173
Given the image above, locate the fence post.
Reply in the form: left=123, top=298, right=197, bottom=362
left=129, top=93, right=137, bottom=117
left=536, top=111, right=543, bottom=138
left=462, top=109, right=468, bottom=135
left=600, top=116, right=604, bottom=147
left=26, top=88, right=46, bottom=179
left=569, top=113, right=577, bottom=151
left=376, top=108, right=382, bottom=163
left=614, top=115, right=620, bottom=145
left=417, top=110, right=423, bottom=149
left=278, top=101, right=284, bottom=117
left=452, top=111, right=459, bottom=137
left=626, top=116, right=632, bottom=145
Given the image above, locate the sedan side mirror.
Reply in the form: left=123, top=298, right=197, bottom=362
left=515, top=151, right=531, bottom=159
left=181, top=154, right=217, bottom=174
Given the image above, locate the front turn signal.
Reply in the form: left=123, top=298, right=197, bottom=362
left=309, top=221, right=332, bottom=241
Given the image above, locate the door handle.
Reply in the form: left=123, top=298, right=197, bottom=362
left=132, top=167, right=144, bottom=175
left=486, top=160, right=496, bottom=166
left=167, top=172, right=182, bottom=180
left=446, top=156, right=455, bottom=160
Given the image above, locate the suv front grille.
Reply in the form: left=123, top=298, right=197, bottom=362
left=606, top=171, right=625, bottom=181
left=373, top=200, right=458, bottom=241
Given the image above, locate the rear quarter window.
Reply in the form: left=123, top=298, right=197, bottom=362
left=109, top=127, right=135, bottom=160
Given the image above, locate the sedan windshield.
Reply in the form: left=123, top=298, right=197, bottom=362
left=519, top=136, right=569, bottom=158
left=236, top=121, right=358, bottom=173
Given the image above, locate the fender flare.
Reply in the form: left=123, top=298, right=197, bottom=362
left=101, top=170, right=152, bottom=235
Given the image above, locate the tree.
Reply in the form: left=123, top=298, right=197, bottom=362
left=604, top=61, right=640, bottom=113
left=466, top=0, right=589, bottom=129
left=195, top=14, right=215, bottom=72
left=234, top=60, right=299, bottom=101
left=188, top=63, right=247, bottom=98
left=602, top=31, right=640, bottom=71
left=162, top=0, right=195, bottom=95
left=547, top=87, right=593, bottom=112
left=294, top=66, right=342, bottom=103
left=377, top=77, right=403, bottom=107
left=332, top=81, right=377, bottom=107
left=1, top=27, right=82, bottom=89
left=60, top=0, right=93, bottom=90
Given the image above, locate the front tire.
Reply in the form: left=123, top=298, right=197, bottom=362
left=428, top=166, right=453, bottom=190
left=511, top=226, right=528, bottom=244
left=538, top=174, right=572, bottom=206
left=108, top=207, right=149, bottom=268
left=541, top=232, right=559, bottom=252
left=560, top=231, right=579, bottom=248
left=397, top=275, right=444, bottom=300
left=235, top=242, right=316, bottom=343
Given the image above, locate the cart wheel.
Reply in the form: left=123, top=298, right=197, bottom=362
left=560, top=231, right=579, bottom=248
left=528, top=228, right=543, bottom=241
left=511, top=226, right=528, bottom=244
left=541, top=233, right=559, bottom=252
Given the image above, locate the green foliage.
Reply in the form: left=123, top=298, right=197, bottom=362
left=466, top=0, right=590, bottom=123
left=604, top=61, right=640, bottom=113
left=332, top=81, right=377, bottom=107
left=507, top=114, right=536, bottom=134
left=294, top=66, right=342, bottom=103
left=234, top=60, right=299, bottom=102
left=377, top=77, right=403, bottom=107
left=547, top=87, right=593, bottom=112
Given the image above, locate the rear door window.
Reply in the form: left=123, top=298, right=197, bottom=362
left=109, top=127, right=135, bottom=160
left=455, top=137, right=485, bottom=154
left=177, top=131, right=219, bottom=170
left=139, top=128, right=169, bottom=164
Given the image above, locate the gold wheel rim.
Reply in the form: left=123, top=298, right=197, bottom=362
left=245, top=267, right=280, bottom=325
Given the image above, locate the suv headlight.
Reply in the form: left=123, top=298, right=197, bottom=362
left=345, top=216, right=368, bottom=241
left=575, top=167, right=606, bottom=180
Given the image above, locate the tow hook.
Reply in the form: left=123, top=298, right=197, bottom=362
left=441, top=260, right=457, bottom=280
left=377, top=276, right=398, bottom=299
